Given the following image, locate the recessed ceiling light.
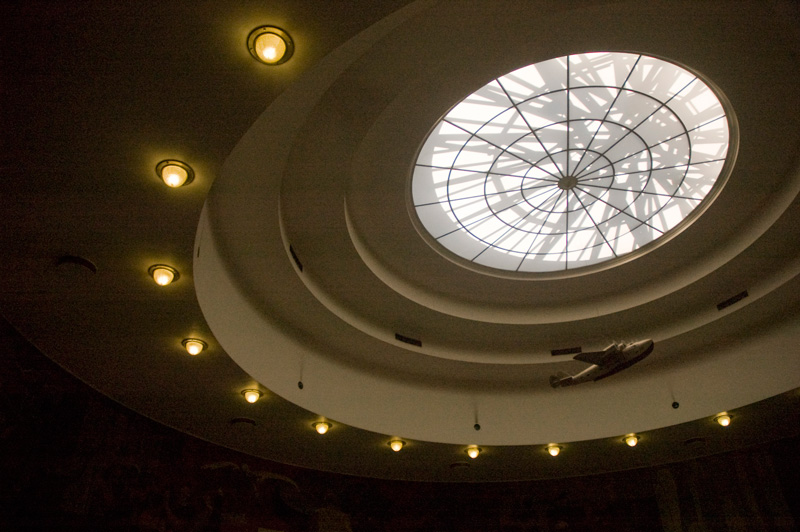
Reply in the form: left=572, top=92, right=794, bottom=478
left=624, top=434, right=639, bottom=447
left=547, top=444, right=561, bottom=457
left=466, top=445, right=481, bottom=459
left=148, top=264, right=179, bottom=286
left=313, top=421, right=331, bottom=435
left=181, top=338, right=207, bottom=356
left=389, top=439, right=405, bottom=452
left=155, top=160, right=194, bottom=188
left=715, top=413, right=731, bottom=427
left=242, top=389, right=262, bottom=404
left=247, top=26, right=294, bottom=65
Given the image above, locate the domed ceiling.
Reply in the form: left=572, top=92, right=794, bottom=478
left=2, top=0, right=799, bottom=481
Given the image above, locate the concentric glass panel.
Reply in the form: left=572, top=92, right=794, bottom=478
left=412, top=52, right=732, bottom=273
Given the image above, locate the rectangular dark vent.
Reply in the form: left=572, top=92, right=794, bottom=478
left=716, top=290, right=748, bottom=311
left=551, top=346, right=582, bottom=357
left=395, top=333, right=422, bottom=347
left=289, top=245, right=303, bottom=272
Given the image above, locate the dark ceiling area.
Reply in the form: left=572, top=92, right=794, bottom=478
left=1, top=0, right=799, bottom=492
left=2, top=314, right=798, bottom=530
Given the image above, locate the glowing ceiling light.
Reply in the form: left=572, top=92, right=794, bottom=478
left=389, top=439, right=405, bottom=452
left=313, top=421, right=331, bottom=435
left=624, top=434, right=639, bottom=447
left=547, top=444, right=561, bottom=457
left=181, top=338, right=207, bottom=356
left=466, top=445, right=481, bottom=459
left=247, top=26, right=294, bottom=65
left=148, top=264, right=179, bottom=286
left=242, top=389, right=262, bottom=404
left=715, top=413, right=731, bottom=427
left=156, top=160, right=194, bottom=188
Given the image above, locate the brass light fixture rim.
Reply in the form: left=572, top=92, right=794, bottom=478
left=155, top=159, right=195, bottom=187
left=714, top=413, right=732, bottom=425
left=181, top=338, right=208, bottom=351
left=465, top=445, right=482, bottom=456
left=241, top=389, right=263, bottom=401
left=148, top=264, right=180, bottom=284
left=247, top=25, right=294, bottom=65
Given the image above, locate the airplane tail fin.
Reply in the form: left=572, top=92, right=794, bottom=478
left=549, top=371, right=571, bottom=388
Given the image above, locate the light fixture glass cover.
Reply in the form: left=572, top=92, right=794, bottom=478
left=412, top=52, right=735, bottom=275
left=313, top=421, right=330, bottom=435
left=624, top=434, right=639, bottom=447
left=148, top=264, right=179, bottom=286
left=389, top=439, right=405, bottom=452
left=247, top=26, right=294, bottom=65
left=715, top=413, right=731, bottom=426
left=156, top=160, right=194, bottom=188
left=182, top=338, right=207, bottom=356
left=547, top=444, right=561, bottom=457
left=466, top=445, right=481, bottom=459
left=242, top=389, right=262, bottom=403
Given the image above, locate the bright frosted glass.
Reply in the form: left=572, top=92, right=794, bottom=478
left=412, top=52, right=731, bottom=273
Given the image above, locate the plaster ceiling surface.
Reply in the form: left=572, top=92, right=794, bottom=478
left=2, top=0, right=800, bottom=481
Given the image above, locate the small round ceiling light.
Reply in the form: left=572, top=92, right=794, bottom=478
left=715, top=413, right=731, bottom=427
left=247, top=26, right=294, bottom=65
left=466, top=445, right=481, bottom=459
left=155, top=160, right=194, bottom=188
left=148, top=264, right=179, bottom=286
left=547, top=444, right=561, bottom=457
left=313, top=421, right=331, bottom=435
left=624, top=434, right=639, bottom=447
left=181, top=338, right=207, bottom=356
left=389, top=439, right=406, bottom=452
left=242, top=389, right=262, bottom=404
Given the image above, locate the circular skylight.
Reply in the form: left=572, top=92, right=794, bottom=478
left=412, top=52, right=733, bottom=274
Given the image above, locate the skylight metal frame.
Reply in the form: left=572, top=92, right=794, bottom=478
left=410, top=52, right=736, bottom=277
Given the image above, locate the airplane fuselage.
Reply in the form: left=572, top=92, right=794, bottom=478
left=551, top=339, right=654, bottom=387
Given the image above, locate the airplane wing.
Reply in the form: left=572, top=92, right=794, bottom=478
left=573, top=350, right=607, bottom=365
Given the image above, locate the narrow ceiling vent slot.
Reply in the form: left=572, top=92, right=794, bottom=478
left=56, top=254, right=97, bottom=274
left=289, top=245, right=303, bottom=272
left=551, top=346, right=582, bottom=356
left=716, top=290, right=748, bottom=311
left=395, top=333, right=422, bottom=347
left=683, top=437, right=707, bottom=446
left=229, top=417, right=256, bottom=427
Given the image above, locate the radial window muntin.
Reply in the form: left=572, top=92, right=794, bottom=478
left=411, top=52, right=735, bottom=276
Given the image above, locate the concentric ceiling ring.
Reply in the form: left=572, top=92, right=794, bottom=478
left=412, top=52, right=732, bottom=275
left=197, top=1, right=800, bottom=451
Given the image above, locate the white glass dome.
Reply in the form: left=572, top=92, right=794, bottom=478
left=412, top=52, right=732, bottom=274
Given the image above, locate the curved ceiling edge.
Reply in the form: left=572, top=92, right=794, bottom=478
left=344, top=76, right=800, bottom=325
left=195, top=0, right=800, bottom=446
left=197, top=202, right=800, bottom=445
left=203, top=0, right=434, bottom=290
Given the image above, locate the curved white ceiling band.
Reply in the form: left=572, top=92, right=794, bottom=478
left=197, top=0, right=800, bottom=446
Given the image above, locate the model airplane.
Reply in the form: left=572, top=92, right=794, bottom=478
left=550, top=339, right=654, bottom=388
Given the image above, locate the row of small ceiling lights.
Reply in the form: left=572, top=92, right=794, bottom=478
left=147, top=28, right=296, bottom=372
left=148, top=24, right=737, bottom=461
left=147, top=25, right=356, bottom=451
left=149, top=198, right=736, bottom=459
